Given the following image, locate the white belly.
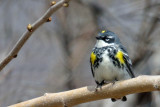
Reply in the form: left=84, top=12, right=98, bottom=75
left=94, top=52, right=130, bottom=83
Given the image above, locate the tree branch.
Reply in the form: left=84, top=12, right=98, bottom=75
left=9, top=75, right=160, bottom=107
left=0, top=0, right=70, bottom=71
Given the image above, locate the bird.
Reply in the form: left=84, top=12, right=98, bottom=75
left=90, top=30, right=135, bottom=102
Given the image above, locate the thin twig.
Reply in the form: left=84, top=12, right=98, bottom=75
left=9, top=75, right=160, bottom=107
left=0, top=0, right=70, bottom=71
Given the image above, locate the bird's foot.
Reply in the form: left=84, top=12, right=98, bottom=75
left=95, top=80, right=105, bottom=92
left=95, top=84, right=102, bottom=92
left=111, top=96, right=127, bottom=102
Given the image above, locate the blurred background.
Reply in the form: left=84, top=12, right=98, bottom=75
left=0, top=0, right=160, bottom=106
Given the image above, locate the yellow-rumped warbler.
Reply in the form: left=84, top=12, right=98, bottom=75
left=90, top=30, right=135, bottom=102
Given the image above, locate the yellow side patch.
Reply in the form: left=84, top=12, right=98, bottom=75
left=115, top=51, right=125, bottom=64
left=90, top=52, right=96, bottom=65
left=101, top=30, right=106, bottom=33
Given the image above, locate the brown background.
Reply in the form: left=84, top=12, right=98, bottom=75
left=0, top=0, right=160, bottom=106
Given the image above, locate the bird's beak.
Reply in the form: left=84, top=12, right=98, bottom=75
left=96, top=36, right=101, bottom=40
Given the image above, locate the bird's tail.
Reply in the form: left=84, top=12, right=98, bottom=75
left=111, top=96, right=127, bottom=102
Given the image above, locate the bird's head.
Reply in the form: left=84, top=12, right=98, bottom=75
left=95, top=30, right=121, bottom=48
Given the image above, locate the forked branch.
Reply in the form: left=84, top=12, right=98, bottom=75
left=0, top=0, right=70, bottom=71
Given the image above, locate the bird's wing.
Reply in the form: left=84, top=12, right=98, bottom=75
left=90, top=52, right=97, bottom=77
left=90, top=58, right=94, bottom=77
left=123, top=52, right=135, bottom=78
left=119, top=45, right=135, bottom=78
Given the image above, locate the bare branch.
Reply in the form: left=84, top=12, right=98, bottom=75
left=0, top=0, right=71, bottom=71
left=9, top=75, right=160, bottom=107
